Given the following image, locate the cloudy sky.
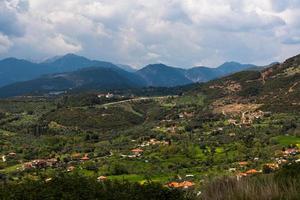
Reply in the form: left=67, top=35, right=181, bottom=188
left=0, top=0, right=300, bottom=68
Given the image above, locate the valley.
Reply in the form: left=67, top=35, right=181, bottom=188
left=1, top=54, right=300, bottom=199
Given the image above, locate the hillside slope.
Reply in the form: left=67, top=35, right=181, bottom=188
left=189, top=54, right=300, bottom=113
left=0, top=67, right=146, bottom=97
left=136, top=64, right=192, bottom=87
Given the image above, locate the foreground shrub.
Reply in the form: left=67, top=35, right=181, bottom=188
left=0, top=173, right=190, bottom=200
left=200, top=163, right=300, bottom=200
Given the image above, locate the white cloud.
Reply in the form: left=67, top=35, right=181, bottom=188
left=0, top=0, right=299, bottom=67
left=0, top=33, right=13, bottom=53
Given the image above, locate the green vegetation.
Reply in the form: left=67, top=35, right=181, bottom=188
left=0, top=55, right=299, bottom=199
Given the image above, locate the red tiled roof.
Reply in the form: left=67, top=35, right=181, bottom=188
left=131, top=148, right=144, bottom=153
left=167, top=181, right=195, bottom=188
left=245, top=169, right=259, bottom=174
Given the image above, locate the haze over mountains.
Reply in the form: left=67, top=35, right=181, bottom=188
left=0, top=54, right=258, bottom=97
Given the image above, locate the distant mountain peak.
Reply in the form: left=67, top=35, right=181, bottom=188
left=42, top=53, right=88, bottom=64
left=219, top=61, right=243, bottom=67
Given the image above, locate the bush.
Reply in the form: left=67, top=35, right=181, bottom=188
left=0, top=173, right=188, bottom=200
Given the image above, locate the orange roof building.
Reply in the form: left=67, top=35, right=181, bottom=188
left=166, top=181, right=195, bottom=189
left=180, top=181, right=195, bottom=188
left=81, top=154, right=90, bottom=161
left=236, top=172, right=248, bottom=181
left=131, top=148, right=144, bottom=154
left=167, top=182, right=181, bottom=188
left=238, top=161, right=248, bottom=166
left=245, top=169, right=259, bottom=175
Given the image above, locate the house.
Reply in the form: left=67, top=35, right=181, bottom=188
left=106, top=93, right=114, bottom=98
left=228, top=119, right=239, bottom=126
left=97, top=94, right=106, bottom=98
left=32, top=160, right=48, bottom=168
left=23, top=162, right=33, bottom=170
left=238, top=161, right=248, bottom=167
left=245, top=169, right=259, bottom=175
left=167, top=182, right=181, bottom=188
left=23, top=159, right=49, bottom=170
left=67, top=166, right=75, bottom=172
left=236, top=172, right=247, bottom=181
left=183, top=112, right=194, bottom=118
left=45, top=178, right=52, bottom=182
left=185, top=174, right=194, bottom=178
left=46, top=158, right=58, bottom=167
left=284, top=148, right=298, bottom=156
left=264, top=163, right=279, bottom=171
left=166, top=181, right=195, bottom=189
left=97, top=176, right=108, bottom=181
left=7, top=152, right=16, bottom=157
left=131, top=148, right=144, bottom=155
left=180, top=181, right=195, bottom=189
left=81, top=154, right=90, bottom=161
left=229, top=168, right=236, bottom=172
left=97, top=93, right=114, bottom=98
left=229, top=133, right=236, bottom=137
left=2, top=155, right=6, bottom=162
left=277, top=158, right=288, bottom=165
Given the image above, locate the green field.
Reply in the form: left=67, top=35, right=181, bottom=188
left=275, top=135, right=300, bottom=146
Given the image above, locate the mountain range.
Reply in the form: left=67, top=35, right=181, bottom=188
left=0, top=54, right=259, bottom=97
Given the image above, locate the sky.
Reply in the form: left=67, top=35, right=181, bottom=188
left=0, top=0, right=300, bottom=68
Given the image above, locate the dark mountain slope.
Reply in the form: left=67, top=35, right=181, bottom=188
left=0, top=58, right=47, bottom=87
left=0, top=54, right=122, bottom=87
left=185, top=66, right=220, bottom=82
left=136, top=64, right=192, bottom=87
left=0, top=67, right=146, bottom=98
left=136, top=62, right=259, bottom=87
left=216, top=61, right=256, bottom=74
left=42, top=53, right=118, bottom=72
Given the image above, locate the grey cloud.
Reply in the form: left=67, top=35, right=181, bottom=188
left=0, top=1, right=25, bottom=37
left=0, top=0, right=300, bottom=67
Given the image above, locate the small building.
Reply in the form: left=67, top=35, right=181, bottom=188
left=167, top=182, right=180, bottom=188
left=23, top=162, right=33, bottom=170
left=229, top=168, right=236, bottom=172
left=7, top=152, right=16, bottom=157
left=245, top=169, right=259, bottom=175
left=81, top=154, right=90, bottom=161
left=284, top=148, right=298, bottom=156
left=264, top=163, right=279, bottom=171
left=106, top=93, right=114, bottom=98
left=166, top=181, right=195, bottom=189
left=2, top=155, right=6, bottom=162
left=46, top=158, right=58, bottom=167
left=32, top=160, right=48, bottom=168
left=131, top=148, right=144, bottom=155
left=236, top=172, right=247, bottom=181
left=45, top=178, right=52, bottom=182
left=67, top=166, right=75, bottom=172
left=97, top=176, right=108, bottom=181
left=238, top=161, right=248, bottom=167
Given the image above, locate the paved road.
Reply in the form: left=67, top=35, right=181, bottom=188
left=101, top=95, right=177, bottom=107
